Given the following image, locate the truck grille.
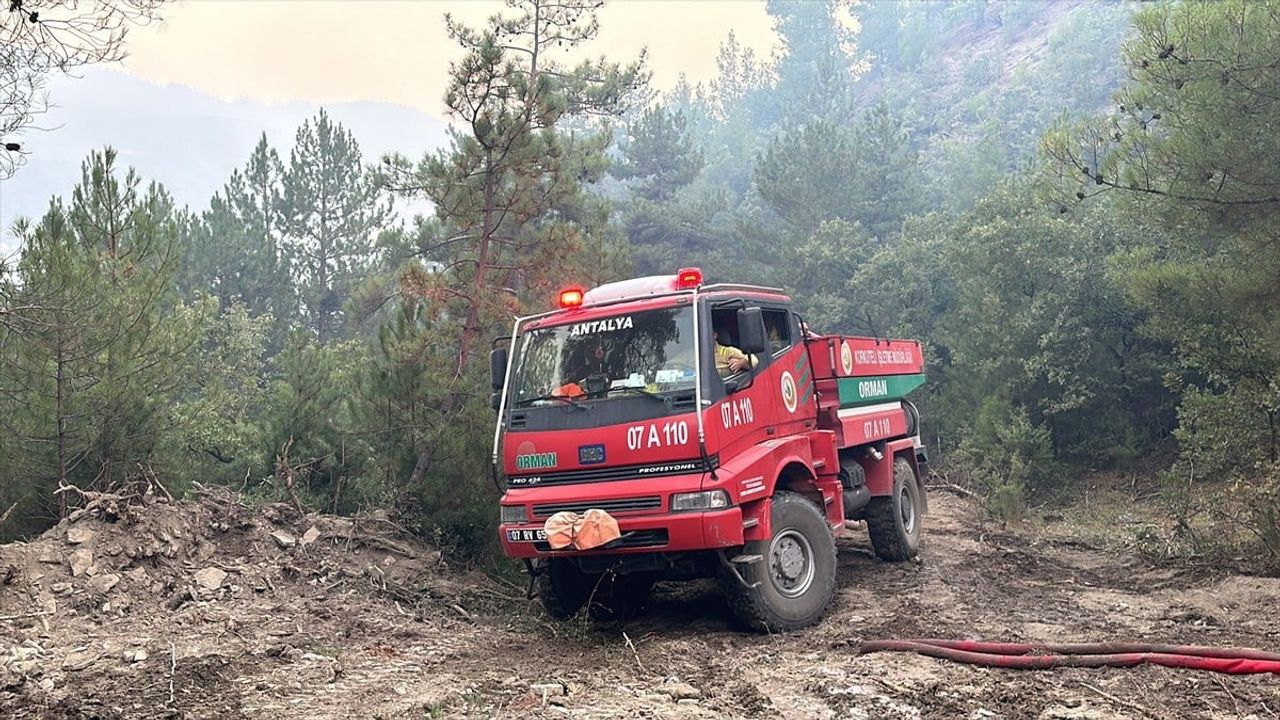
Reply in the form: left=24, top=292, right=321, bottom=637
left=532, top=496, right=662, bottom=518
left=534, top=528, right=669, bottom=553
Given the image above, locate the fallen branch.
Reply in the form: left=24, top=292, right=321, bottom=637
left=168, top=641, right=177, bottom=705
left=0, top=500, right=18, bottom=526
left=873, top=676, right=913, bottom=696
left=622, top=631, right=645, bottom=673
left=925, top=482, right=979, bottom=500
left=0, top=609, right=55, bottom=622
left=1080, top=680, right=1154, bottom=718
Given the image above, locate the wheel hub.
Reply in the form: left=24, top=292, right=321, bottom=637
left=769, top=529, right=815, bottom=598
left=899, top=483, right=916, bottom=534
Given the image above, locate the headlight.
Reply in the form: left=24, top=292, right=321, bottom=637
left=670, top=490, right=731, bottom=512
left=500, top=505, right=528, bottom=524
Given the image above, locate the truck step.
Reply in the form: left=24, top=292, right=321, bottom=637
left=742, top=517, right=759, bottom=529
left=730, top=554, right=763, bottom=565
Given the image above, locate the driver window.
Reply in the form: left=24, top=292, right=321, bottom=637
left=710, top=307, right=761, bottom=381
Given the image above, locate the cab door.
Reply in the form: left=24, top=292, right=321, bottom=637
left=753, top=306, right=815, bottom=438
left=704, top=301, right=777, bottom=464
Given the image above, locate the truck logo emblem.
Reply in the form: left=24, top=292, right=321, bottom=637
left=841, top=341, right=853, bottom=374
left=578, top=444, right=606, bottom=465
left=515, top=452, right=558, bottom=470
left=780, top=371, right=799, bottom=413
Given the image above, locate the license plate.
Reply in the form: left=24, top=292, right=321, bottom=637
left=506, top=528, right=547, bottom=542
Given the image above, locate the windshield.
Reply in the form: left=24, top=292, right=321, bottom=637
left=510, top=306, right=697, bottom=407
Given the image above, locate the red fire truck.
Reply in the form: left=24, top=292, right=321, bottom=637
left=490, top=269, right=927, bottom=631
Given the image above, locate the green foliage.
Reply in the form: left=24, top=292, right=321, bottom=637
left=952, top=399, right=1059, bottom=524
left=786, top=219, right=878, bottom=332
left=158, top=304, right=272, bottom=492
left=613, top=105, right=704, bottom=202
left=755, top=105, right=920, bottom=240
left=258, top=332, right=373, bottom=513
left=177, top=135, right=296, bottom=352
left=0, top=148, right=213, bottom=534
left=380, top=0, right=644, bottom=495
left=856, top=0, right=1132, bottom=211
left=281, top=110, right=391, bottom=343
left=1044, top=0, right=1280, bottom=555
left=765, top=0, right=864, bottom=124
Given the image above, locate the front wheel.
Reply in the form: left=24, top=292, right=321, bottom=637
left=536, top=558, right=591, bottom=620
left=865, top=457, right=923, bottom=561
left=721, top=491, right=837, bottom=632
left=587, top=572, right=655, bottom=622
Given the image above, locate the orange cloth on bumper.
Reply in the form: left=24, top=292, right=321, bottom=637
left=543, top=509, right=621, bottom=550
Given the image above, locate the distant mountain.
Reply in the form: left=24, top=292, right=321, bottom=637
left=1, top=69, right=449, bottom=253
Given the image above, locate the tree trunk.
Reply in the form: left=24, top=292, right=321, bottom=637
left=407, top=165, right=498, bottom=489
left=55, top=341, right=67, bottom=518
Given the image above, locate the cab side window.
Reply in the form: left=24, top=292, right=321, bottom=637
left=710, top=305, right=767, bottom=381
left=763, top=308, right=793, bottom=355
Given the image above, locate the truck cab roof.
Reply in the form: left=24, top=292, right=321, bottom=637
left=521, top=272, right=791, bottom=330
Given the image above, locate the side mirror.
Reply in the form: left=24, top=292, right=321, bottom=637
left=737, top=307, right=768, bottom=355
left=490, top=347, right=509, bottom=392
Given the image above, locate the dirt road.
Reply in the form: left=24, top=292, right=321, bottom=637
left=2, top=491, right=1277, bottom=719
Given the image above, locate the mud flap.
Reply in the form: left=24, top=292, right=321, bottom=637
left=914, top=446, right=930, bottom=515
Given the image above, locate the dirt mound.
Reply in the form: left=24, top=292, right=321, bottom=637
left=0, top=488, right=463, bottom=719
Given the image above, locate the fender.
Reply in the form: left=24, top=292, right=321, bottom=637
left=710, top=435, right=816, bottom=542
left=863, top=437, right=920, bottom=497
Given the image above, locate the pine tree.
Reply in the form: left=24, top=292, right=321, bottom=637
left=613, top=105, right=704, bottom=203
left=1043, top=0, right=1280, bottom=494
left=766, top=0, right=864, bottom=124
left=381, top=0, right=645, bottom=488
left=177, top=135, right=296, bottom=351
left=1, top=149, right=209, bottom=517
left=281, top=110, right=390, bottom=343
left=754, top=104, right=920, bottom=241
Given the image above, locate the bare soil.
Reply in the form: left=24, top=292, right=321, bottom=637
left=2, top=488, right=1278, bottom=719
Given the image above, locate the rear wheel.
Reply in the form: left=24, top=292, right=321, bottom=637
left=721, top=491, right=837, bottom=632
left=536, top=558, right=591, bottom=620
left=866, top=457, right=923, bottom=561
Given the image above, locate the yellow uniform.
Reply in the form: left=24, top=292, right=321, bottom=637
left=715, top=343, right=754, bottom=378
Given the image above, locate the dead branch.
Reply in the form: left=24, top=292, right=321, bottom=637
left=273, top=437, right=306, bottom=514
left=168, top=641, right=177, bottom=705
left=140, top=463, right=173, bottom=502
left=1079, top=681, right=1154, bottom=719
left=925, top=482, right=980, bottom=501
left=622, top=631, right=645, bottom=673
left=0, top=500, right=18, bottom=526
left=0, top=609, right=55, bottom=622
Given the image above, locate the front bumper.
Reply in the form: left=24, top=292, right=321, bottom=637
left=499, top=506, right=745, bottom=559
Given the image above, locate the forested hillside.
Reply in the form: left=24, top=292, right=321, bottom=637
left=2, top=0, right=1277, bottom=570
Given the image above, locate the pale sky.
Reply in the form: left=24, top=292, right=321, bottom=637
left=122, top=1, right=781, bottom=117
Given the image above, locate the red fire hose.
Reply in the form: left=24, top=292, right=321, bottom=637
left=860, top=638, right=1280, bottom=675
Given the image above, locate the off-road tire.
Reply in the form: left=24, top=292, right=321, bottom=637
left=586, top=572, right=655, bottom=623
left=721, top=491, right=837, bottom=632
left=536, top=558, right=592, bottom=620
left=866, top=457, right=923, bottom=561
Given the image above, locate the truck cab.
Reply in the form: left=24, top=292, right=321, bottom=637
left=491, top=269, right=927, bottom=631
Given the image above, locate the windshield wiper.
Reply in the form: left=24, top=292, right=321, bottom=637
left=513, top=393, right=587, bottom=409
